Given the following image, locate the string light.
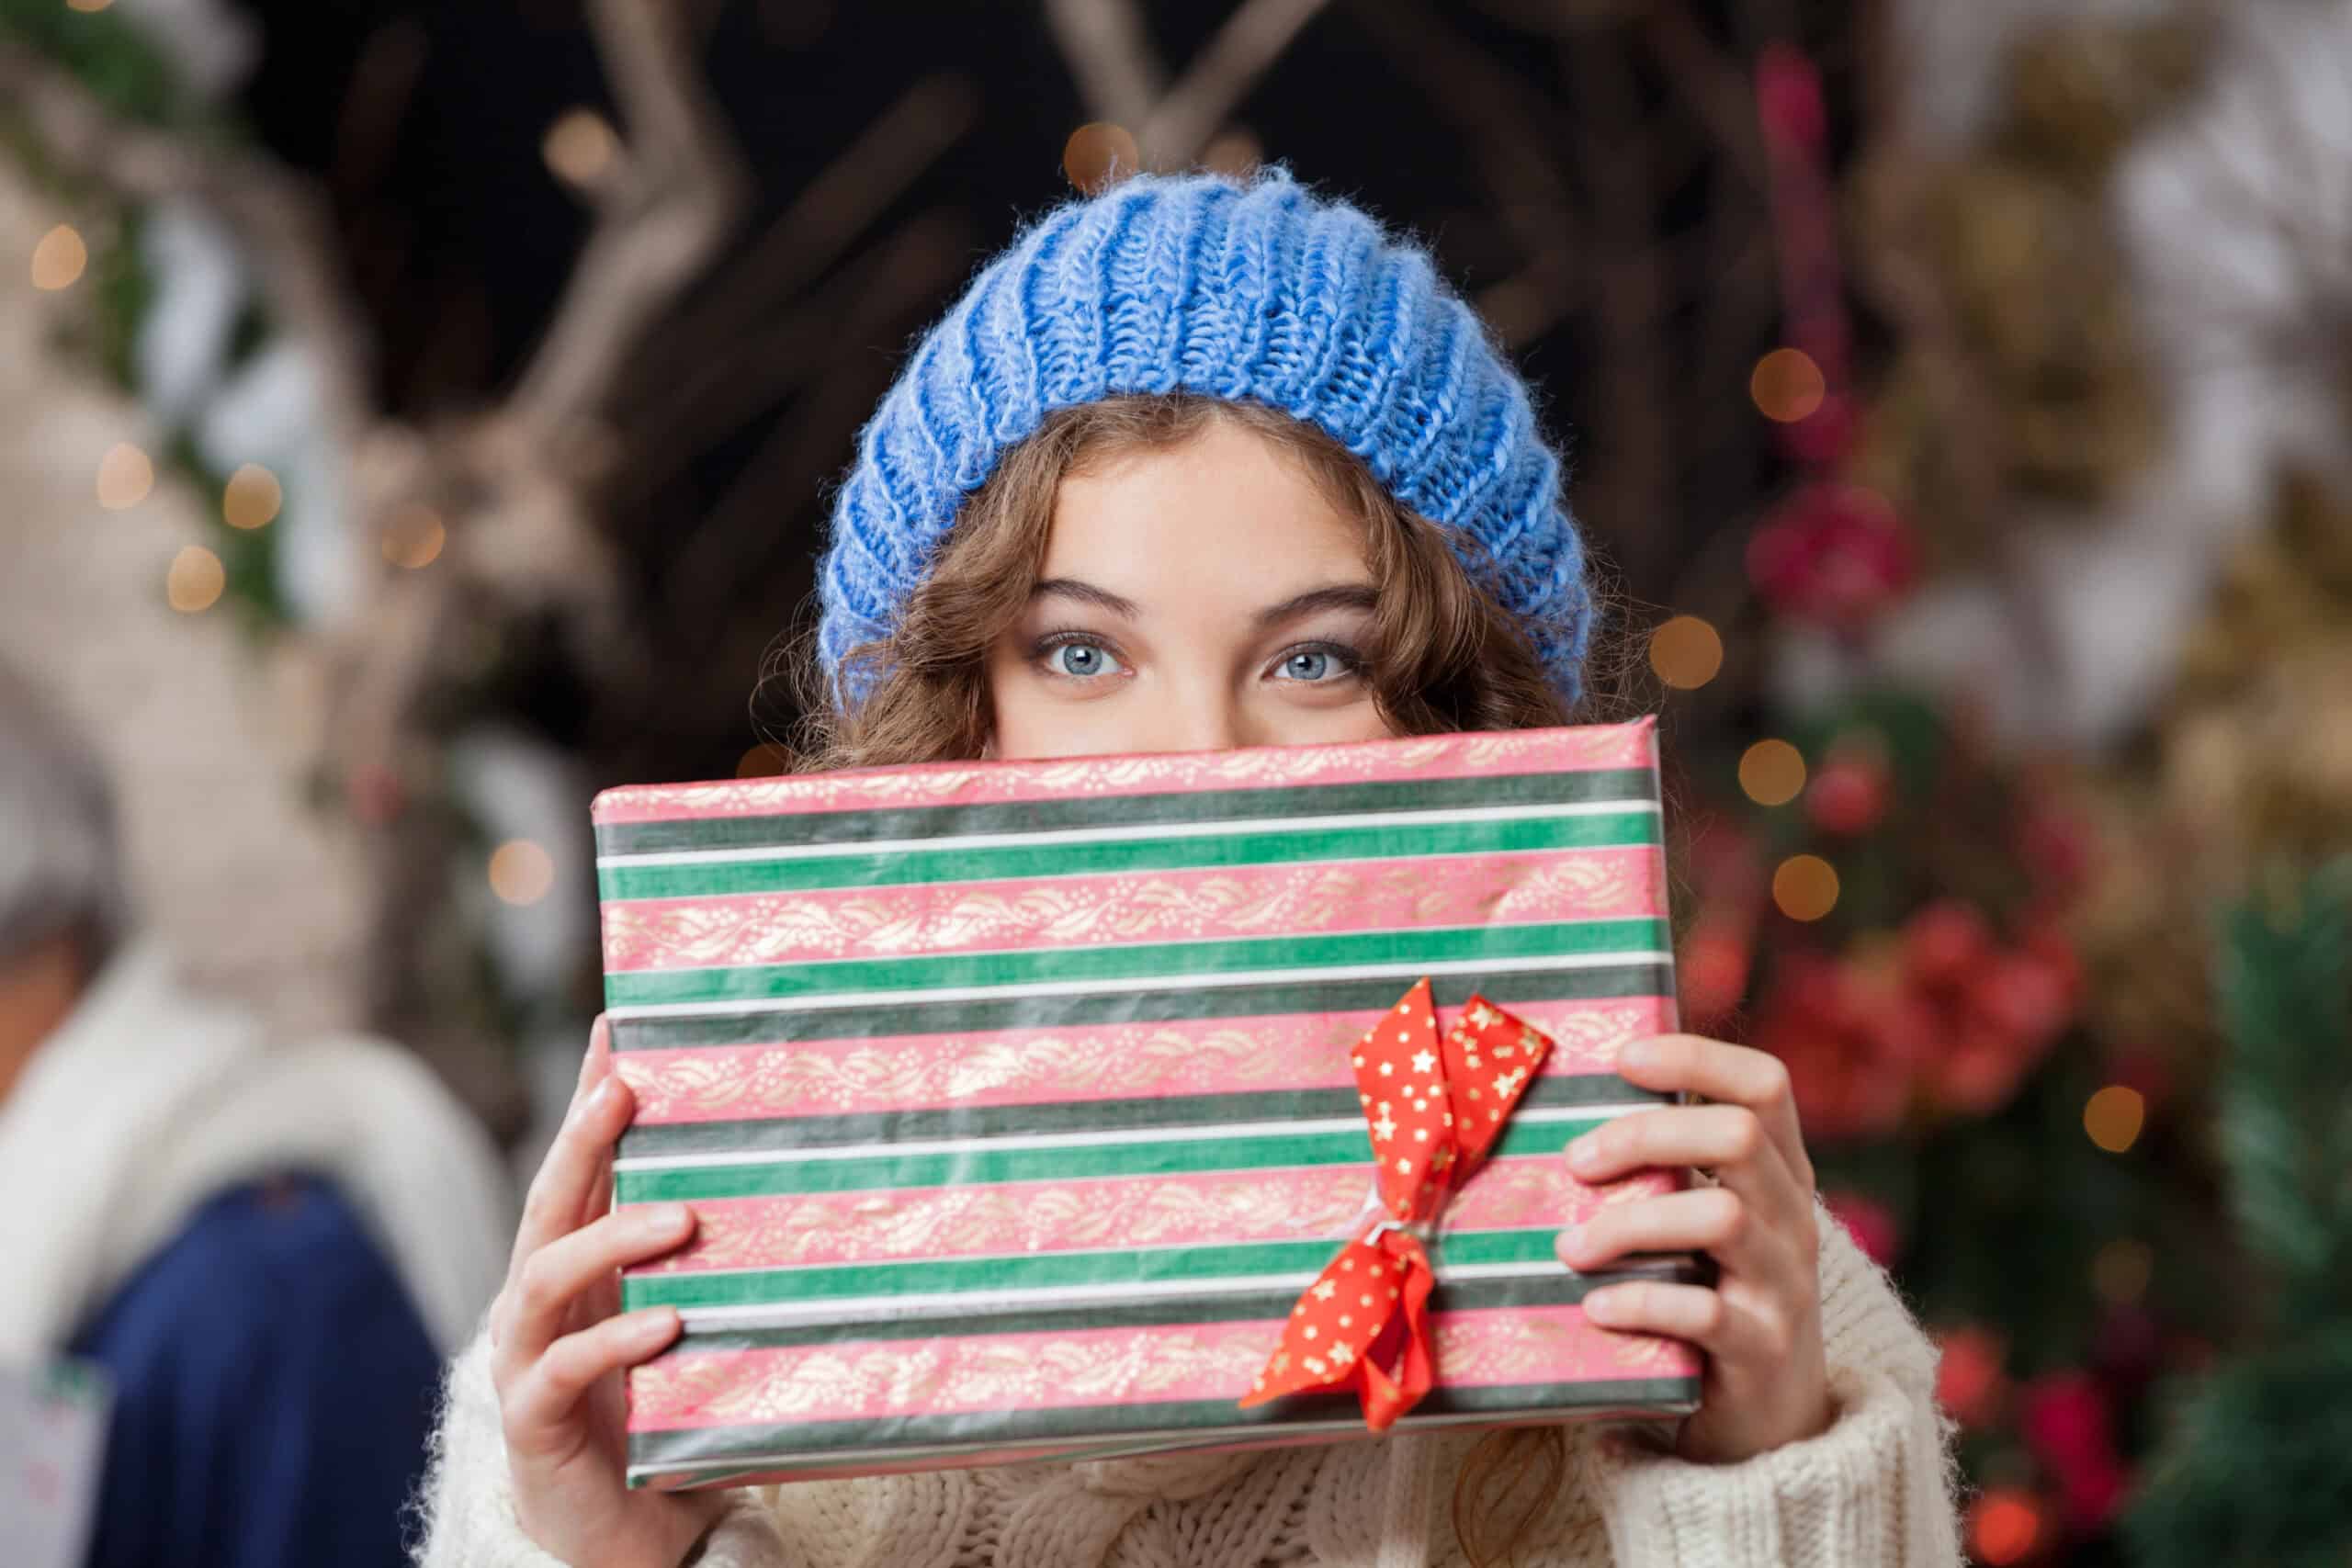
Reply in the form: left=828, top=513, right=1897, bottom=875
left=65, top=0, right=116, bottom=12
left=222, top=464, right=282, bottom=530
left=1967, top=1489, right=2044, bottom=1566
left=736, top=744, right=790, bottom=779
left=2092, top=1237, right=2153, bottom=1305
left=1771, top=854, right=1839, bottom=921
left=1738, top=739, right=1807, bottom=806
left=96, top=443, right=153, bottom=510
left=543, top=108, right=619, bottom=188
left=1647, top=615, right=1723, bottom=690
left=1063, top=122, right=1140, bottom=194
left=381, top=503, right=446, bottom=569
left=1201, top=127, right=1262, bottom=177
left=2084, top=1085, right=2146, bottom=1153
left=165, top=545, right=225, bottom=614
left=488, top=840, right=556, bottom=906
left=1750, top=346, right=1826, bottom=423
left=31, top=224, right=88, bottom=290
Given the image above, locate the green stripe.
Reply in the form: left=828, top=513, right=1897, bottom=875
left=611, top=963, right=1674, bottom=1050
left=662, top=1262, right=1705, bottom=1350
left=605, top=917, right=1669, bottom=1009
left=597, top=810, right=1660, bottom=899
left=622, top=1227, right=1566, bottom=1311
left=615, top=1074, right=1660, bottom=1158
left=625, top=1377, right=1702, bottom=1472
left=613, top=1111, right=1607, bottom=1202
left=596, top=767, right=1660, bottom=856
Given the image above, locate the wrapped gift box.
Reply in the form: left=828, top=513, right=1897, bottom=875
left=594, top=717, right=1702, bottom=1490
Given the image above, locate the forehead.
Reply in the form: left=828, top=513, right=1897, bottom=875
left=1043, top=419, right=1366, bottom=578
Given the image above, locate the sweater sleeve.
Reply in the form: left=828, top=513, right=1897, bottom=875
left=1586, top=1204, right=1963, bottom=1568
left=411, top=1325, right=791, bottom=1568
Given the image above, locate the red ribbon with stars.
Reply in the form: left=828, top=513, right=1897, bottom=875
left=1238, top=978, right=1555, bottom=1431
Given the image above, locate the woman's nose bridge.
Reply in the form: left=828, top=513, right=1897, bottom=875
left=1152, top=669, right=1249, bottom=752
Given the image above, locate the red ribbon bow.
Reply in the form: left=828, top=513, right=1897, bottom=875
left=1239, top=978, right=1555, bottom=1431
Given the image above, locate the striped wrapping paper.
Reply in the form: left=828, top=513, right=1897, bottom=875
left=594, top=717, right=1703, bottom=1490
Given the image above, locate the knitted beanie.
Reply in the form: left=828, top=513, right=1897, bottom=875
left=816, top=164, right=1590, bottom=705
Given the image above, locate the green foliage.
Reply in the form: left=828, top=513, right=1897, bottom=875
left=0, top=0, right=193, bottom=129
left=2123, top=861, right=2352, bottom=1568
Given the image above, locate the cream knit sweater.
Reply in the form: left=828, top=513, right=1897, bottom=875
left=413, top=1211, right=1960, bottom=1568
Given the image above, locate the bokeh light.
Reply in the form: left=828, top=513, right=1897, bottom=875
left=381, top=503, right=447, bottom=569
left=1967, top=1489, right=2044, bottom=1565
left=165, top=545, right=225, bottom=614
left=31, top=224, right=88, bottom=290
left=488, top=840, right=556, bottom=906
left=2085, top=1085, right=2146, bottom=1153
left=65, top=0, right=115, bottom=12
left=1771, top=853, right=1839, bottom=921
left=2092, top=1237, right=2154, bottom=1305
left=1201, top=127, right=1262, bottom=177
left=1738, top=739, right=1807, bottom=806
left=543, top=108, right=619, bottom=188
left=1647, top=615, right=1723, bottom=690
left=737, top=743, right=790, bottom=778
left=96, top=442, right=153, bottom=510
left=1063, top=122, right=1140, bottom=194
left=1750, top=346, right=1826, bottom=423
left=222, top=464, right=283, bottom=530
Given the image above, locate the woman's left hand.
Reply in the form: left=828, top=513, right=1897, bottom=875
left=1555, top=1033, right=1832, bottom=1464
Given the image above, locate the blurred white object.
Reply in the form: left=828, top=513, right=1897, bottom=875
left=446, top=728, right=594, bottom=1004
left=0, top=942, right=513, bottom=1362
left=108, top=0, right=261, bottom=101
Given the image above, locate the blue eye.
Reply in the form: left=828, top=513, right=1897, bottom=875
left=1045, top=640, right=1125, bottom=679
left=1270, top=645, right=1359, bottom=682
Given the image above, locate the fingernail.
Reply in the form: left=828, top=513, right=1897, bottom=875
left=1568, top=1134, right=1602, bottom=1172
left=646, top=1203, right=692, bottom=1232
left=1557, top=1225, right=1588, bottom=1263
left=634, top=1306, right=679, bottom=1338
left=588, top=1077, right=621, bottom=1112
left=1619, top=1039, right=1656, bottom=1070
left=1584, top=1289, right=1624, bottom=1325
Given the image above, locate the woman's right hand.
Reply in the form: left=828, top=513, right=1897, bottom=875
left=489, top=1015, right=725, bottom=1568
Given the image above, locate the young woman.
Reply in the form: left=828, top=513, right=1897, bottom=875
left=416, top=167, right=1961, bottom=1568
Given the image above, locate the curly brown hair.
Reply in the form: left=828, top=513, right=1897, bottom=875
left=786, top=392, right=1639, bottom=1565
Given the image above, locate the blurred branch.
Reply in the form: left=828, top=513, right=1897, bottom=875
left=659, top=208, right=977, bottom=631
left=1047, top=0, right=1338, bottom=169
left=1139, top=0, right=1336, bottom=167
left=621, top=73, right=979, bottom=413
left=1044, top=0, right=1167, bottom=131
left=0, top=38, right=375, bottom=448
left=509, top=0, right=749, bottom=442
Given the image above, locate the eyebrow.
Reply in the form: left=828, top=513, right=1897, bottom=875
left=1029, top=579, right=1380, bottom=630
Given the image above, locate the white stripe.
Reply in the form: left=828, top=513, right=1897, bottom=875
left=612, top=1100, right=1652, bottom=1173
left=605, top=947, right=1675, bottom=1022
left=666, top=1254, right=1580, bottom=1329
left=598, top=797, right=1658, bottom=869
left=627, top=1398, right=1707, bottom=1483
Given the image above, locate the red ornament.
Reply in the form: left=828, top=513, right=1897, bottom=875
left=1934, top=1325, right=2009, bottom=1429
left=1822, top=1189, right=1901, bottom=1269
left=2019, top=1371, right=2129, bottom=1531
left=1806, top=753, right=1891, bottom=836
left=1747, top=482, right=1919, bottom=635
left=1747, top=951, right=1921, bottom=1141
left=1679, top=912, right=1756, bottom=1026
left=1901, top=900, right=1995, bottom=988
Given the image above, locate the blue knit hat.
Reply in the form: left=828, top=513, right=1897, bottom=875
left=817, top=165, right=1590, bottom=705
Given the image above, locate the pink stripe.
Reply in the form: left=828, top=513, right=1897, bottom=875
left=594, top=720, right=1657, bottom=825
left=612, top=996, right=1674, bottom=1124
left=601, top=846, right=1667, bottom=972
left=628, top=1301, right=1700, bottom=1431
left=635, top=1159, right=1679, bottom=1275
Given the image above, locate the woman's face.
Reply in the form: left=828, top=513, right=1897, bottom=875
left=986, top=419, right=1397, bottom=760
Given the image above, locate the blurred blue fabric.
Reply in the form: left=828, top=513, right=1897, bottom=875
left=66, top=1176, right=440, bottom=1568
